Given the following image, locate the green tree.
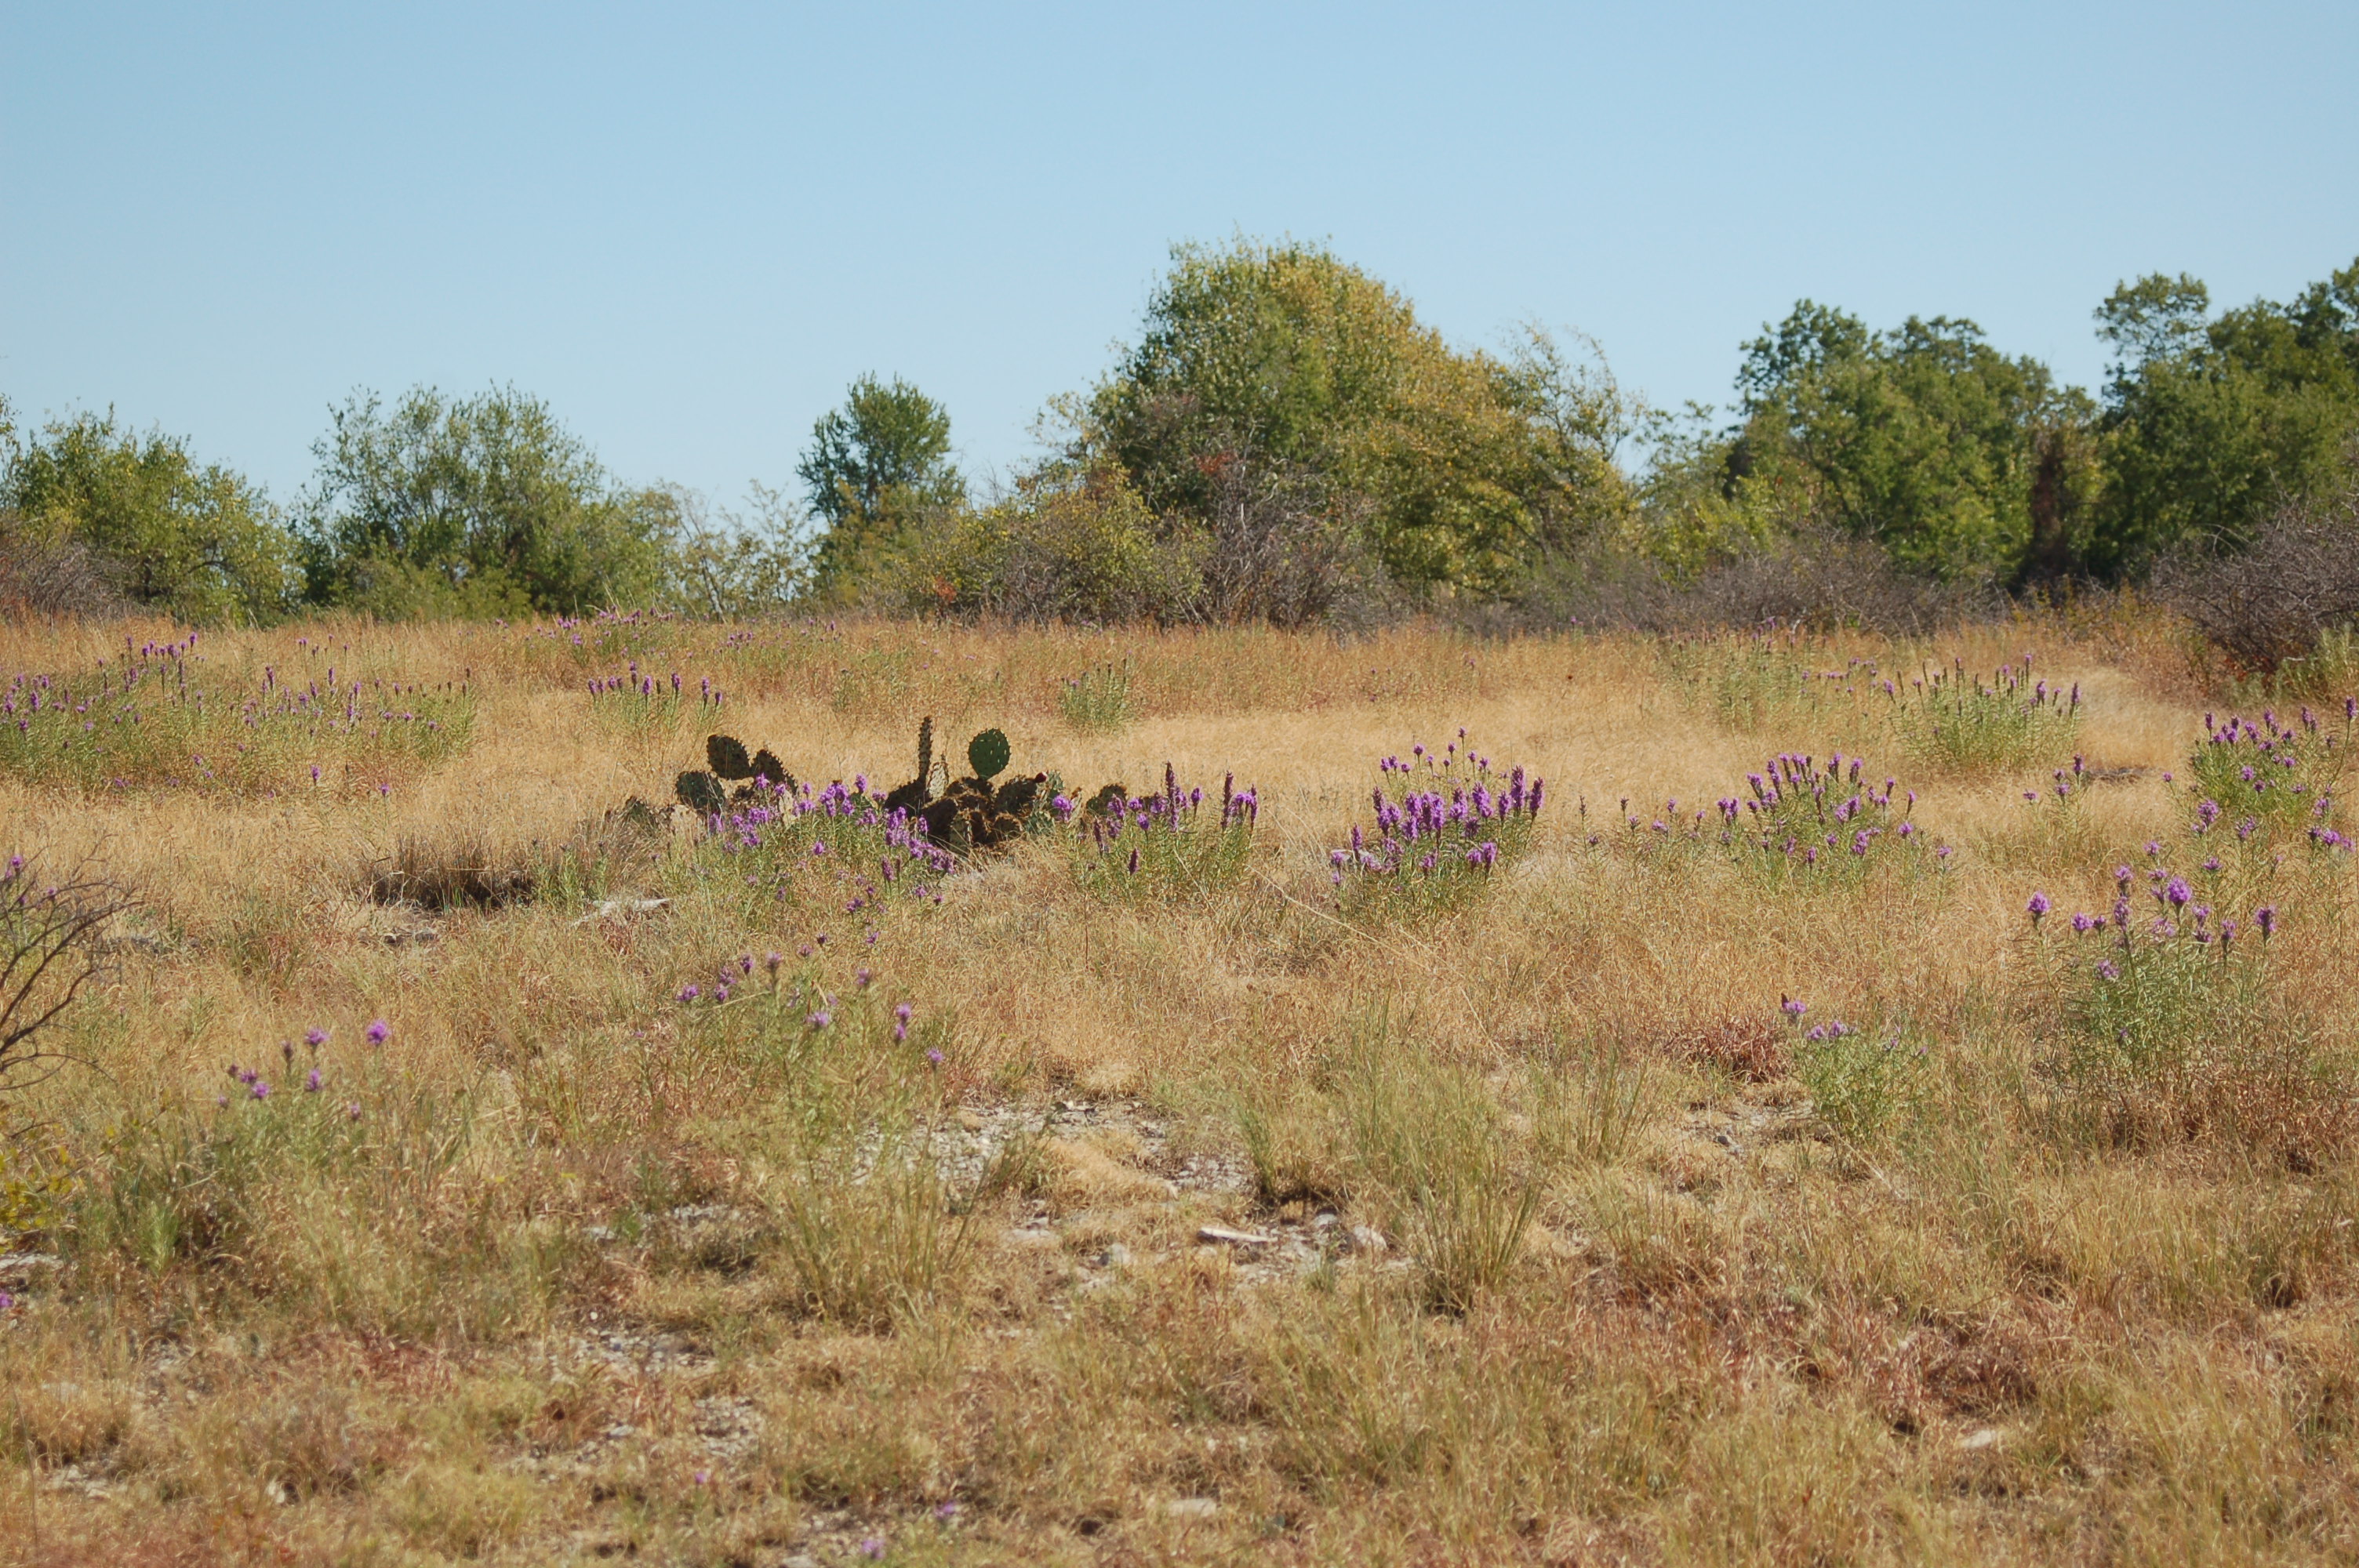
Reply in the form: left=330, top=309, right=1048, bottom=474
left=301, top=386, right=668, bottom=617
left=1078, top=238, right=1637, bottom=595
left=648, top=481, right=812, bottom=619
left=2, top=410, right=296, bottom=623
left=1688, top=303, right=2095, bottom=583
left=2092, top=260, right=2359, bottom=574
left=795, top=376, right=965, bottom=593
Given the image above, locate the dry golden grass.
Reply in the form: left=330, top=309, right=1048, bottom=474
left=1, top=607, right=2357, bottom=1565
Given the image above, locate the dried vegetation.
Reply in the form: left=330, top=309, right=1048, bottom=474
left=0, top=605, right=2356, bottom=1564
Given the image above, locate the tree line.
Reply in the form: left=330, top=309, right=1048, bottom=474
left=5, top=237, right=2355, bottom=630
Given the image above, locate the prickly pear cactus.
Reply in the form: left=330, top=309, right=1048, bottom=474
left=676, top=770, right=728, bottom=815
left=968, top=728, right=1010, bottom=782
left=707, top=734, right=754, bottom=780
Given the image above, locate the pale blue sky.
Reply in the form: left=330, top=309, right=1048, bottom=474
left=4, top=2, right=2354, bottom=510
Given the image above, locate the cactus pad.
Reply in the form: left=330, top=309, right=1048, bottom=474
left=707, top=734, right=753, bottom=779
left=676, top=770, right=728, bottom=815
left=967, top=728, right=1010, bottom=781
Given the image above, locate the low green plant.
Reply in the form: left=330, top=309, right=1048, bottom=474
left=1881, top=654, right=2079, bottom=772
left=688, top=981, right=970, bottom=1330
left=1663, top=630, right=1863, bottom=734
left=2184, top=703, right=2353, bottom=836
left=1623, top=750, right=1950, bottom=881
left=1790, top=1016, right=1927, bottom=1145
left=1328, top=736, right=1544, bottom=917
left=2024, top=855, right=2351, bottom=1160
left=1058, top=661, right=1135, bottom=732
left=1069, top=763, right=1258, bottom=901
left=0, top=633, right=471, bottom=794
left=584, top=661, right=693, bottom=735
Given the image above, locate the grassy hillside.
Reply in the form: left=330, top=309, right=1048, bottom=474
left=2, top=608, right=2357, bottom=1565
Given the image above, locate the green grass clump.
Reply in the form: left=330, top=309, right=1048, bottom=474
left=1663, top=630, right=1866, bottom=734
left=1881, top=654, right=2079, bottom=773
left=1057, top=661, right=1136, bottom=732
left=0, top=633, right=471, bottom=794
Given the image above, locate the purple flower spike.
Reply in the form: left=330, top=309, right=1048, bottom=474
left=2026, top=891, right=2050, bottom=921
left=1781, top=997, right=1808, bottom=1018
left=808, top=1010, right=833, bottom=1030
left=304, top=1027, right=329, bottom=1047
left=365, top=1018, right=391, bottom=1046
left=2255, top=905, right=2277, bottom=938
left=304, top=1069, right=322, bottom=1093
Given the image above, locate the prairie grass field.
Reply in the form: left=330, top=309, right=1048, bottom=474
left=5, top=608, right=2359, bottom=1566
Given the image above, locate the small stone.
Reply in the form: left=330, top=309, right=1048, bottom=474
left=1957, top=1427, right=2003, bottom=1451
left=1165, top=1497, right=1219, bottom=1519
left=1101, top=1243, right=1132, bottom=1268
left=1347, top=1225, right=1388, bottom=1254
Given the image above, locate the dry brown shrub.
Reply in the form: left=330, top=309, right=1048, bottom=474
left=1662, top=1016, right=1790, bottom=1083
left=0, top=510, right=121, bottom=619
left=367, top=831, right=539, bottom=910
left=2155, top=460, right=2359, bottom=674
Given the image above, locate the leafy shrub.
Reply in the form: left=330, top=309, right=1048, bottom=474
left=301, top=385, right=671, bottom=617
left=0, top=633, right=473, bottom=794
left=0, top=509, right=119, bottom=618
left=1881, top=654, right=2081, bottom=772
left=890, top=463, right=1203, bottom=624
left=1489, top=531, right=1983, bottom=636
left=2, top=412, right=297, bottom=624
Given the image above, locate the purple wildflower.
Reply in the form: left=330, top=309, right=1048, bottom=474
left=808, top=1010, right=833, bottom=1030
left=304, top=1069, right=322, bottom=1093
left=2255, top=905, right=2277, bottom=939
left=2026, top=891, right=2051, bottom=922
left=1782, top=997, right=1808, bottom=1018
left=304, top=1026, right=329, bottom=1047
left=365, top=1018, right=390, bottom=1046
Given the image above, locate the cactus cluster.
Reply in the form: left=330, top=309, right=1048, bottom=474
left=874, top=718, right=1054, bottom=855
left=676, top=733, right=794, bottom=816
